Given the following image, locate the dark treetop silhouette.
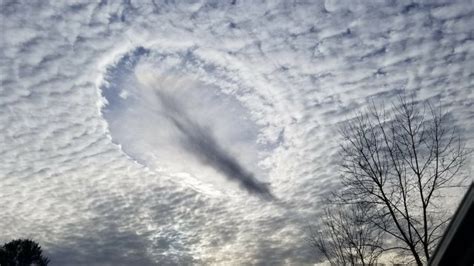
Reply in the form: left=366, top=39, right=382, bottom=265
left=0, top=239, right=50, bottom=266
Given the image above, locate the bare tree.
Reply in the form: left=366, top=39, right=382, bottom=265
left=336, top=97, right=468, bottom=265
left=308, top=201, right=383, bottom=265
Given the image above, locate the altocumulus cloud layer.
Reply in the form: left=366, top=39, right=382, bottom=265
left=1, top=0, right=473, bottom=264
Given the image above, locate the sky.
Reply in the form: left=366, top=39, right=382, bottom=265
left=1, top=0, right=473, bottom=265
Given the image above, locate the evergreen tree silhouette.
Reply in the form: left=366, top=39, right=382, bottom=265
left=0, top=239, right=50, bottom=266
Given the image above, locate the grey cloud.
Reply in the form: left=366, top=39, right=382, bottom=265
left=47, top=226, right=157, bottom=266
left=154, top=89, right=274, bottom=200
left=1, top=0, right=474, bottom=265
left=46, top=216, right=198, bottom=266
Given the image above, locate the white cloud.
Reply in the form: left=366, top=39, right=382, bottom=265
left=1, top=0, right=473, bottom=264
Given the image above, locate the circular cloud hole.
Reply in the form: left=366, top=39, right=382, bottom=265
left=99, top=47, right=271, bottom=197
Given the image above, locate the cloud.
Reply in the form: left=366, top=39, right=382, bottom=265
left=155, top=87, right=274, bottom=199
left=99, top=48, right=272, bottom=198
left=1, top=0, right=473, bottom=264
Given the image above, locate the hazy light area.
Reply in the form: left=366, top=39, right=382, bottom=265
left=100, top=47, right=271, bottom=198
left=1, top=0, right=473, bottom=264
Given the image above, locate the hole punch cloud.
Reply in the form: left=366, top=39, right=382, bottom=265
left=100, top=48, right=272, bottom=198
left=2, top=1, right=473, bottom=264
left=150, top=81, right=273, bottom=200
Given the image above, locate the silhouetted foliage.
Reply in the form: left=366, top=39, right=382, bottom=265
left=0, top=239, right=50, bottom=266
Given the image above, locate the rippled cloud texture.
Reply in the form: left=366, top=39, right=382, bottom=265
left=1, top=0, right=473, bottom=264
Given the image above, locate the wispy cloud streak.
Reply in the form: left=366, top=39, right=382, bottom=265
left=154, top=89, right=274, bottom=200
